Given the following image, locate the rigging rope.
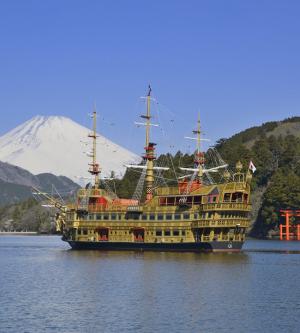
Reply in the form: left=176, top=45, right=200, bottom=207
left=132, top=167, right=146, bottom=202
left=102, top=179, right=118, bottom=199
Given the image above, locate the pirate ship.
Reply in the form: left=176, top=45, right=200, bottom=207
left=36, top=87, right=252, bottom=251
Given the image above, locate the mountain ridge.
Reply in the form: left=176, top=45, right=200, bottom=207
left=0, top=161, right=79, bottom=206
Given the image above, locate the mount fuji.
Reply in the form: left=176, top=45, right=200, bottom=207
left=0, top=116, right=140, bottom=184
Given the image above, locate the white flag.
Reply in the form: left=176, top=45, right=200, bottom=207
left=249, top=161, right=256, bottom=173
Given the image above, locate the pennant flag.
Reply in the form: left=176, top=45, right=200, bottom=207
left=249, top=161, right=256, bottom=173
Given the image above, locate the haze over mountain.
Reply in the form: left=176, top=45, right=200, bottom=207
left=0, top=116, right=140, bottom=184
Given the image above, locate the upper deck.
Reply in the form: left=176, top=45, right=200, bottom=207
left=68, top=180, right=251, bottom=214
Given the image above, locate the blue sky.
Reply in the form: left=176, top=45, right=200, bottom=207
left=0, top=0, right=299, bottom=155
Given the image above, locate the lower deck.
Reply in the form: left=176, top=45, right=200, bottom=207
left=64, top=223, right=246, bottom=245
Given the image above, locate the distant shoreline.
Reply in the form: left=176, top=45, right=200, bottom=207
left=0, top=231, right=38, bottom=235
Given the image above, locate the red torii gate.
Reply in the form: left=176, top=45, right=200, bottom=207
left=280, top=210, right=300, bottom=241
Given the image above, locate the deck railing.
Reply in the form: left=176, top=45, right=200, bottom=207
left=192, top=218, right=249, bottom=228
left=202, top=202, right=251, bottom=211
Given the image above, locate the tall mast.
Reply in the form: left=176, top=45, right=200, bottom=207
left=88, top=108, right=100, bottom=188
left=196, top=113, right=201, bottom=154
left=144, top=85, right=155, bottom=201
left=125, top=86, right=169, bottom=201
left=185, top=113, right=205, bottom=183
left=146, top=86, right=151, bottom=147
left=193, top=113, right=204, bottom=180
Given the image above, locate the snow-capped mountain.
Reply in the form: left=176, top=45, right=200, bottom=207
left=0, top=116, right=140, bottom=183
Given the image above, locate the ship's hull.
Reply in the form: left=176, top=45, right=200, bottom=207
left=66, top=240, right=244, bottom=252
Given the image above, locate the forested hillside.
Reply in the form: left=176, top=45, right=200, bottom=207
left=215, top=117, right=300, bottom=237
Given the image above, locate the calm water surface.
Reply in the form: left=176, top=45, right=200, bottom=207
left=0, top=236, right=300, bottom=333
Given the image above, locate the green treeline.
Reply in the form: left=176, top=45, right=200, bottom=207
left=0, top=198, right=55, bottom=233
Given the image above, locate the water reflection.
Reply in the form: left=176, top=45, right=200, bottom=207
left=64, top=249, right=250, bottom=264
left=1, top=236, right=300, bottom=333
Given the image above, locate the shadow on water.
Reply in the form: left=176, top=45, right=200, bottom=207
left=58, top=238, right=300, bottom=265
left=63, top=248, right=250, bottom=264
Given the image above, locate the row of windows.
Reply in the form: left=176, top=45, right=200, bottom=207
left=155, top=230, right=186, bottom=237
left=77, top=228, right=187, bottom=237
left=158, top=192, right=249, bottom=206
left=159, top=195, right=219, bottom=206
left=81, top=212, right=197, bottom=221
left=80, top=211, right=247, bottom=221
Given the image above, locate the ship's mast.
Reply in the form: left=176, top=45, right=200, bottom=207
left=193, top=113, right=204, bottom=180
left=88, top=109, right=100, bottom=188
left=125, top=86, right=169, bottom=201
left=144, top=85, right=156, bottom=201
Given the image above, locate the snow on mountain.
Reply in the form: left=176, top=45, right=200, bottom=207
left=0, top=116, right=140, bottom=183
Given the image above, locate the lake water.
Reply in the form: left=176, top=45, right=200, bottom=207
left=0, top=236, right=300, bottom=333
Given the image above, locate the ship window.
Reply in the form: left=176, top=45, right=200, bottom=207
left=149, top=214, right=155, bottom=220
left=156, top=230, right=162, bottom=236
left=193, top=196, right=201, bottom=204
left=118, top=214, right=122, bottom=220
left=142, top=214, right=148, bottom=220
left=157, top=214, right=164, bottom=220
left=202, top=196, right=208, bottom=204
left=166, top=214, right=172, bottom=220
left=194, top=213, right=199, bottom=219
left=111, top=213, right=116, bottom=220
left=208, top=212, right=213, bottom=218
left=173, top=230, right=179, bottom=236
left=232, top=192, right=243, bottom=202
left=203, top=229, right=210, bottom=236
left=96, top=214, right=102, bottom=220
left=159, top=197, right=167, bottom=205
left=181, top=230, right=186, bottom=236
left=186, top=196, right=193, bottom=204
left=208, top=196, right=217, bottom=203
left=183, top=213, right=190, bottom=219
left=164, top=230, right=171, bottom=236
left=78, top=229, right=81, bottom=235
left=224, top=193, right=231, bottom=202
left=83, top=229, right=88, bottom=235
left=103, top=214, right=109, bottom=220
left=174, top=214, right=181, bottom=220
left=167, top=197, right=175, bottom=205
